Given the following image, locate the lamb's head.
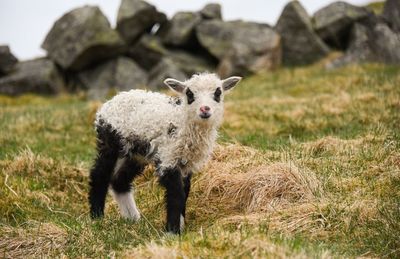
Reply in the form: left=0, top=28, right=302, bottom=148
left=164, top=73, right=241, bottom=126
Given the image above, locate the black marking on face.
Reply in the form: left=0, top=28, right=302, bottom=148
left=214, top=87, right=222, bottom=103
left=167, top=123, right=177, bottom=137
left=186, top=88, right=195, bottom=105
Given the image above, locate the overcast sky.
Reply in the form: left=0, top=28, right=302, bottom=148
left=0, top=0, right=371, bottom=60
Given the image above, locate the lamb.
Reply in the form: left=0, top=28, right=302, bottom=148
left=88, top=72, right=241, bottom=234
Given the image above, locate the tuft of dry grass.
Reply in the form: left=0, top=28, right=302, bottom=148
left=2, top=148, right=86, bottom=177
left=0, top=221, right=67, bottom=258
left=87, top=100, right=102, bottom=125
left=125, top=242, right=182, bottom=259
left=196, top=144, right=321, bottom=213
left=217, top=202, right=329, bottom=238
left=124, top=226, right=333, bottom=259
left=302, top=136, right=363, bottom=156
left=3, top=148, right=56, bottom=175
left=0, top=148, right=87, bottom=223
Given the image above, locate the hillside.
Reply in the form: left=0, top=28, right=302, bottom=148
left=0, top=62, right=399, bottom=258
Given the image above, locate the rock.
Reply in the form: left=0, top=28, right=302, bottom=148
left=168, top=49, right=216, bottom=76
left=200, top=3, right=222, bottom=20
left=0, top=58, right=64, bottom=96
left=0, top=45, right=18, bottom=76
left=127, top=35, right=167, bottom=70
left=383, top=0, right=400, bottom=32
left=79, top=57, right=147, bottom=99
left=117, top=0, right=167, bottom=44
left=162, top=12, right=202, bottom=47
left=370, top=22, right=400, bottom=64
left=314, top=1, right=370, bottom=49
left=275, top=1, right=330, bottom=66
left=196, top=20, right=275, bottom=60
left=158, top=3, right=222, bottom=48
left=128, top=34, right=216, bottom=74
left=217, top=41, right=281, bottom=78
left=42, top=5, right=125, bottom=71
left=328, top=16, right=400, bottom=68
left=326, top=23, right=372, bottom=68
left=147, top=58, right=186, bottom=90
left=197, top=20, right=281, bottom=76
left=196, top=20, right=234, bottom=60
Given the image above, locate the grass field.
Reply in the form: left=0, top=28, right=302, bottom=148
left=0, top=62, right=399, bottom=258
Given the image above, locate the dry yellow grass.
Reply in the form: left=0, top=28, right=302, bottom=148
left=125, top=242, right=182, bottom=259
left=124, top=227, right=333, bottom=259
left=197, top=144, right=321, bottom=213
left=1, top=63, right=399, bottom=257
left=0, top=148, right=87, bottom=223
left=302, top=136, right=364, bottom=156
left=1, top=126, right=398, bottom=257
left=1, top=148, right=87, bottom=190
left=0, top=221, right=67, bottom=258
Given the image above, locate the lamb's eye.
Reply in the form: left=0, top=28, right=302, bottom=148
left=214, top=88, right=222, bottom=103
left=186, top=89, right=195, bottom=104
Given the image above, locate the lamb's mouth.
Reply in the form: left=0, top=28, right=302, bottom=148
left=200, top=113, right=211, bottom=119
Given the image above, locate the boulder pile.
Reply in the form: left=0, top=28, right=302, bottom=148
left=0, top=46, right=18, bottom=76
left=0, top=0, right=399, bottom=98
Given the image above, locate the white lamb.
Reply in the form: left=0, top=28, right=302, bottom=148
left=88, top=73, right=241, bottom=234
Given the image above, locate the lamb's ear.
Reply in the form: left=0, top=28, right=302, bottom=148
left=164, top=78, right=186, bottom=93
left=222, top=76, right=242, bottom=92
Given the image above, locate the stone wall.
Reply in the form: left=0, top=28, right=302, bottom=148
left=1, top=0, right=399, bottom=98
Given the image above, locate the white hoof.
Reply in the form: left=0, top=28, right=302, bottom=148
left=120, top=206, right=141, bottom=221
left=113, top=192, right=141, bottom=222
left=180, top=214, right=185, bottom=232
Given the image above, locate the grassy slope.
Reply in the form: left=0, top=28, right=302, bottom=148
left=0, top=63, right=399, bottom=258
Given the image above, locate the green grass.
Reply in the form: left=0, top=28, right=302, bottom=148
left=0, top=63, right=399, bottom=258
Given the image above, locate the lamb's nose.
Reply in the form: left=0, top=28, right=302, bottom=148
left=200, top=106, right=211, bottom=113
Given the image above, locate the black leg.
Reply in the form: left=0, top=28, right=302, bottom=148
left=182, top=172, right=192, bottom=218
left=111, top=156, right=145, bottom=194
left=159, top=167, right=185, bottom=234
left=88, top=147, right=118, bottom=218
left=88, top=123, right=121, bottom=219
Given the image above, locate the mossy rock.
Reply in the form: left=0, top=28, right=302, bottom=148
left=328, top=15, right=400, bottom=68
left=0, top=45, right=18, bottom=76
left=162, top=12, right=203, bottom=47
left=200, top=3, right=222, bottom=20
left=117, top=0, right=167, bottom=44
left=313, top=2, right=371, bottom=49
left=42, top=5, right=125, bottom=71
left=0, top=58, right=65, bottom=96
left=78, top=57, right=147, bottom=100
left=197, top=20, right=281, bottom=76
left=383, top=0, right=400, bottom=32
left=147, top=58, right=186, bottom=90
left=127, top=35, right=168, bottom=70
left=275, top=1, right=330, bottom=66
